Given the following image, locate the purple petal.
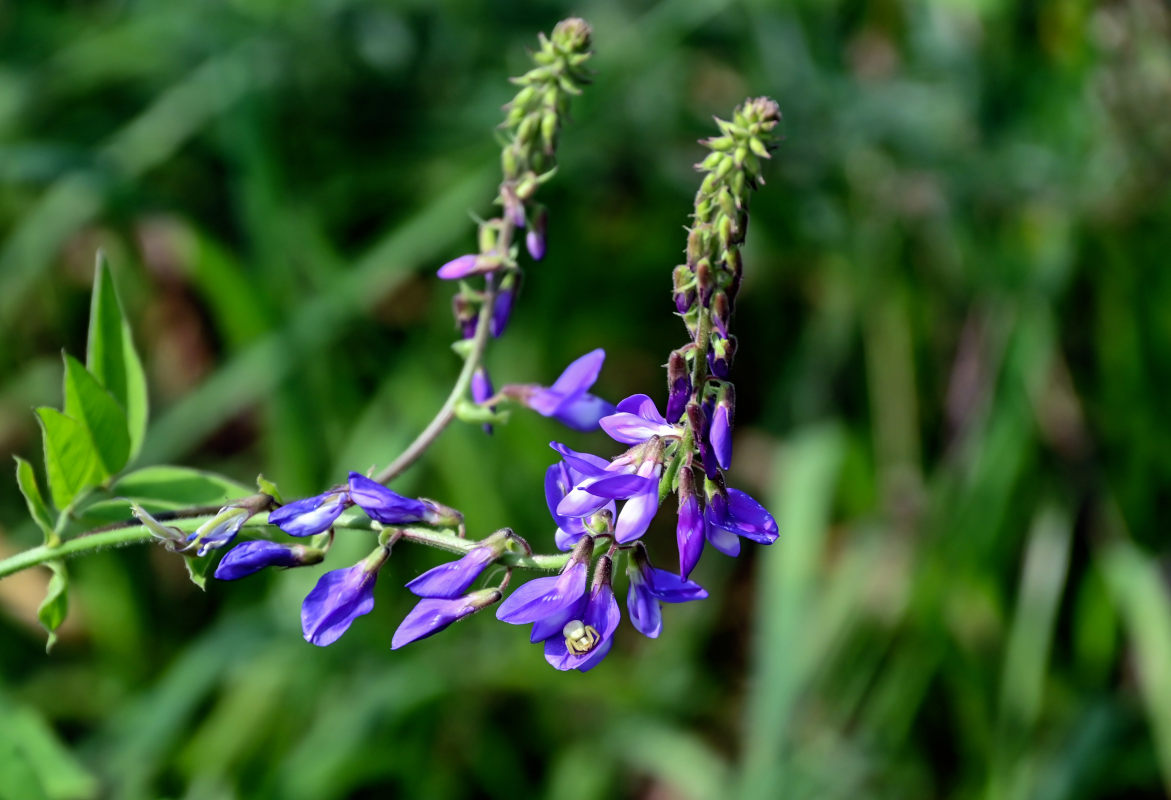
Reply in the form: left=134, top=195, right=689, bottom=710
left=613, top=461, right=662, bottom=543
left=552, top=394, right=615, bottom=432
left=582, top=472, right=656, bottom=501
left=727, top=488, right=778, bottom=542
left=677, top=494, right=705, bottom=579
left=549, top=349, right=606, bottom=397
left=710, top=404, right=732, bottom=470
left=269, top=492, right=348, bottom=537
left=645, top=567, right=708, bottom=603
left=627, top=579, right=662, bottom=638
left=405, top=546, right=495, bottom=598
left=391, top=596, right=475, bottom=649
left=347, top=473, right=427, bottom=524
left=490, top=286, right=515, bottom=338
left=526, top=228, right=546, bottom=261
left=599, top=411, right=677, bottom=445
left=705, top=513, right=741, bottom=557
left=544, top=584, right=620, bottom=671
left=530, top=594, right=587, bottom=643
left=554, top=527, right=587, bottom=551
left=301, top=565, right=378, bottom=646
left=549, top=442, right=610, bottom=477
left=436, top=254, right=481, bottom=280
left=215, top=540, right=308, bottom=580
left=495, top=562, right=587, bottom=625
left=556, top=482, right=613, bottom=518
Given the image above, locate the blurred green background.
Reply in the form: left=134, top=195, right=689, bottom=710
left=2, top=0, right=1170, bottom=797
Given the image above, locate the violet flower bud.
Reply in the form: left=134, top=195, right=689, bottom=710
left=302, top=546, right=390, bottom=646
left=472, top=366, right=495, bottom=435
left=709, top=384, right=735, bottom=471
left=405, top=544, right=499, bottom=598
left=626, top=542, right=707, bottom=638
left=672, top=265, right=695, bottom=314
left=676, top=467, right=705, bottom=579
left=436, top=253, right=502, bottom=280
left=708, top=333, right=736, bottom=379
left=269, top=489, right=350, bottom=537
left=526, top=206, right=547, bottom=261
left=347, top=472, right=428, bottom=524
left=695, top=258, right=715, bottom=306
left=614, top=453, right=663, bottom=543
left=490, top=273, right=518, bottom=338
left=392, top=588, right=502, bottom=650
left=214, top=540, right=324, bottom=581
left=711, top=290, right=731, bottom=337
left=544, top=555, right=620, bottom=672
left=453, top=294, right=477, bottom=340
left=666, top=350, right=691, bottom=423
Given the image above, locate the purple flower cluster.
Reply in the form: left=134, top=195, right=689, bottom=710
left=496, top=537, right=706, bottom=671
left=214, top=472, right=470, bottom=647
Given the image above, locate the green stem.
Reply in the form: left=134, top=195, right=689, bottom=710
left=0, top=528, right=156, bottom=579
left=374, top=276, right=500, bottom=485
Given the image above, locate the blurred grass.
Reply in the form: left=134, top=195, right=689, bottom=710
left=2, top=0, right=1171, bottom=798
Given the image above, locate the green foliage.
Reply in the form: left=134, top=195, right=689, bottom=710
left=13, top=458, right=53, bottom=542
left=86, top=254, right=149, bottom=460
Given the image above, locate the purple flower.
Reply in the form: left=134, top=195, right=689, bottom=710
left=302, top=547, right=390, bottom=646
left=497, top=537, right=592, bottom=642
left=599, top=394, right=679, bottom=445
left=187, top=506, right=251, bottom=556
left=676, top=470, right=705, bottom=579
left=392, top=588, right=501, bottom=650
left=269, top=490, right=350, bottom=537
left=406, top=545, right=497, bottom=598
left=214, top=540, right=324, bottom=580
left=347, top=472, right=428, bottom=524
left=704, top=487, right=779, bottom=558
left=526, top=206, right=547, bottom=261
left=504, top=349, right=615, bottom=431
left=626, top=544, right=707, bottom=638
left=550, top=443, right=655, bottom=519
left=543, top=556, right=620, bottom=672
left=545, top=456, right=615, bottom=551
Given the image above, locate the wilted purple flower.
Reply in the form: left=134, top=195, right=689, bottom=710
left=599, top=394, right=679, bottom=445
left=704, top=487, right=779, bottom=558
left=497, top=537, right=592, bottom=642
left=626, top=543, right=707, bottom=638
left=347, top=472, right=428, bottom=524
left=406, top=545, right=498, bottom=598
left=214, top=540, right=324, bottom=580
left=302, top=546, right=390, bottom=646
left=187, top=506, right=251, bottom=556
left=676, top=469, right=705, bottom=578
left=544, top=556, right=620, bottom=672
left=503, top=349, right=615, bottom=431
left=526, top=206, right=547, bottom=261
left=269, top=489, right=350, bottom=537
left=392, top=588, right=501, bottom=650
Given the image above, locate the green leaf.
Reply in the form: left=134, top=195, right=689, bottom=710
left=14, top=456, right=55, bottom=541
left=75, top=466, right=250, bottom=526
left=37, top=562, right=68, bottom=654
left=184, top=554, right=213, bottom=591
left=34, top=407, right=101, bottom=511
left=0, top=691, right=98, bottom=800
left=86, top=252, right=148, bottom=461
left=62, top=353, right=131, bottom=478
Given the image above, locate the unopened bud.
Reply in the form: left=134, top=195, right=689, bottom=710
left=666, top=350, right=691, bottom=422
left=711, top=291, right=731, bottom=337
